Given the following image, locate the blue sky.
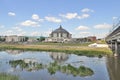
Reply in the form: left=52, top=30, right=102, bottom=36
left=0, top=0, right=119, bottom=38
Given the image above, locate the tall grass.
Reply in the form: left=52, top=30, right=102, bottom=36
left=9, top=59, right=94, bottom=77
left=0, top=43, right=112, bottom=57
left=34, top=42, right=93, bottom=46
left=0, top=73, right=19, bottom=80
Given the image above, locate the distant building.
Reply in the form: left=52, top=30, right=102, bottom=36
left=70, top=36, right=97, bottom=43
left=71, top=38, right=90, bottom=43
left=27, top=37, right=38, bottom=42
left=87, top=36, right=96, bottom=42
left=45, top=25, right=72, bottom=42
left=5, top=35, right=27, bottom=42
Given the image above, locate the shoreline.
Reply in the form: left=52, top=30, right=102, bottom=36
left=0, top=43, right=112, bottom=57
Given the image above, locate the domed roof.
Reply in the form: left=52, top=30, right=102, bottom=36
left=52, top=25, right=69, bottom=34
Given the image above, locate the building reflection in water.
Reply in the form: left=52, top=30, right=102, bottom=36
left=107, top=56, right=120, bottom=80
left=5, top=50, right=24, bottom=55
left=49, top=52, right=69, bottom=63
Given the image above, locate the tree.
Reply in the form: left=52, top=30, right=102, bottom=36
left=37, top=36, right=45, bottom=42
left=0, top=37, right=5, bottom=42
left=24, top=37, right=29, bottom=41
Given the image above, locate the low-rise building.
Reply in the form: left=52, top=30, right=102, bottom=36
left=87, top=36, right=96, bottom=42
left=5, top=35, right=27, bottom=42
left=45, top=25, right=72, bottom=42
left=27, top=37, right=38, bottom=42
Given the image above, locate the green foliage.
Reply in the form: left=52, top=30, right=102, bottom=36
left=9, top=60, right=94, bottom=77
left=61, top=64, right=94, bottom=77
left=48, top=61, right=60, bottom=75
left=97, top=39, right=106, bottom=44
left=35, top=63, right=43, bottom=70
left=78, top=66, right=94, bottom=76
left=0, top=42, right=112, bottom=57
left=37, top=36, right=45, bottom=42
left=47, top=62, right=94, bottom=76
left=25, top=37, right=29, bottom=41
left=35, top=42, right=92, bottom=46
left=0, top=37, right=5, bottom=42
left=9, top=60, right=29, bottom=69
left=0, top=73, right=19, bottom=80
left=9, top=60, right=44, bottom=72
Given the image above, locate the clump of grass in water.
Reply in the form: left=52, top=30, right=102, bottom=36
left=65, top=64, right=94, bottom=77
left=78, top=66, right=94, bottom=76
left=0, top=73, right=19, bottom=80
left=47, top=62, right=94, bottom=77
left=9, top=59, right=94, bottom=77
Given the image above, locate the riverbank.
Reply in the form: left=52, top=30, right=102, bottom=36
left=0, top=43, right=112, bottom=57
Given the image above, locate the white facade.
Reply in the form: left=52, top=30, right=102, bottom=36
left=5, top=35, right=26, bottom=42
left=45, top=26, right=72, bottom=42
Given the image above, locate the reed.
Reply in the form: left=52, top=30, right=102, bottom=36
left=0, top=43, right=112, bottom=57
left=0, top=73, right=19, bottom=80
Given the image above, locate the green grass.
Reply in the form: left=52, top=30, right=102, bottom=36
left=0, top=73, right=19, bottom=80
left=0, top=43, right=112, bottom=57
left=34, top=42, right=93, bottom=46
left=9, top=59, right=94, bottom=77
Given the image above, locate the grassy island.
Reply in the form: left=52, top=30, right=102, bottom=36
left=0, top=73, right=19, bottom=80
left=0, top=43, right=112, bottom=57
left=9, top=59, right=94, bottom=77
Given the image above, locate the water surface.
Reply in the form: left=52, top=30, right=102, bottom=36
left=0, top=50, right=120, bottom=80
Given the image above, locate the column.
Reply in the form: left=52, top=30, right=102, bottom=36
left=111, top=42, right=113, bottom=51
left=59, top=33, right=61, bottom=38
left=114, top=41, right=118, bottom=56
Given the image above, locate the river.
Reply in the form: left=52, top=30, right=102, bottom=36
left=0, top=50, right=120, bottom=80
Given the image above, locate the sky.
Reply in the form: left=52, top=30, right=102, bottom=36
left=0, top=0, right=120, bottom=38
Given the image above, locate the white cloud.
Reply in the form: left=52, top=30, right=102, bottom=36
left=44, top=31, right=51, bottom=36
left=6, top=30, right=13, bottom=33
left=112, top=17, right=118, bottom=20
left=81, top=8, right=94, bottom=13
left=94, top=23, right=112, bottom=29
left=4, top=30, right=14, bottom=36
left=82, top=14, right=90, bottom=18
left=32, top=14, right=39, bottom=20
left=31, top=14, right=44, bottom=22
left=60, top=13, right=90, bottom=20
left=20, top=20, right=40, bottom=27
left=0, top=25, right=5, bottom=28
left=18, top=31, right=26, bottom=36
left=79, top=32, right=91, bottom=34
left=78, top=31, right=91, bottom=37
left=12, top=27, right=22, bottom=32
left=45, top=16, right=62, bottom=23
left=4, top=28, right=26, bottom=36
left=8, top=12, right=16, bottom=16
left=76, top=26, right=90, bottom=30
left=95, top=32, right=108, bottom=38
left=31, top=31, right=40, bottom=36
left=77, top=14, right=90, bottom=19
left=60, top=13, right=78, bottom=19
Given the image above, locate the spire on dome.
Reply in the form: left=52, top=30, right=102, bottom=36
left=59, top=25, right=62, bottom=29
